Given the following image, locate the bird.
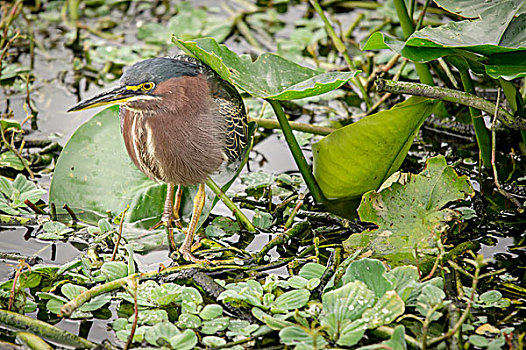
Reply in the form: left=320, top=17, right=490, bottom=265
left=68, top=56, right=248, bottom=263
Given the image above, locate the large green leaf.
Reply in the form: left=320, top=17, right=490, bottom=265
left=363, top=0, right=526, bottom=79
left=343, top=156, right=474, bottom=265
left=406, top=0, right=526, bottom=56
left=173, top=37, right=358, bottom=100
left=433, top=0, right=522, bottom=18
left=312, top=97, right=435, bottom=200
left=49, top=106, right=209, bottom=228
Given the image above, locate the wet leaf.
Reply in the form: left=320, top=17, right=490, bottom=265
left=199, top=304, right=223, bottom=320
left=342, top=258, right=393, bottom=298
left=344, top=156, right=474, bottom=265
left=100, top=261, right=128, bottom=281
left=298, top=263, right=326, bottom=280
left=168, top=329, right=197, bottom=350
left=200, top=317, right=230, bottom=334
left=144, top=322, right=180, bottom=346
left=205, top=216, right=240, bottom=238
left=272, top=289, right=310, bottom=312
left=361, top=291, right=405, bottom=328
left=135, top=309, right=169, bottom=325
left=288, top=276, right=308, bottom=289
left=385, top=266, right=419, bottom=302
left=0, top=174, right=45, bottom=215
left=0, top=151, right=29, bottom=171
left=37, top=222, right=74, bottom=240
left=253, top=209, right=273, bottom=229
left=178, top=313, right=201, bottom=329
left=279, top=326, right=328, bottom=348
left=320, top=280, right=375, bottom=345
left=416, top=284, right=447, bottom=320
left=202, top=336, right=226, bottom=347
left=313, top=97, right=435, bottom=200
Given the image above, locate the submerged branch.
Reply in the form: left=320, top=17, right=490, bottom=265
left=0, top=309, right=95, bottom=348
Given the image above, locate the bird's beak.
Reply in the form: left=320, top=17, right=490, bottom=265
left=68, top=85, right=137, bottom=112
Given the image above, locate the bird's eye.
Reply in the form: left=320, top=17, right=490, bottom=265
left=141, top=82, right=154, bottom=91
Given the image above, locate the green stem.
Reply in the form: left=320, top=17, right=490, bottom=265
left=16, top=332, right=53, bottom=350
left=250, top=117, right=335, bottom=136
left=457, top=65, right=492, bottom=167
left=206, top=177, right=256, bottom=232
left=310, top=0, right=372, bottom=109
left=393, top=0, right=434, bottom=87
left=376, top=78, right=523, bottom=129
left=0, top=309, right=95, bottom=348
left=393, top=0, right=450, bottom=118
left=267, top=99, right=326, bottom=204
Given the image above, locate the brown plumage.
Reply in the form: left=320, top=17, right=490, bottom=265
left=120, top=57, right=247, bottom=185
left=68, top=56, right=249, bottom=263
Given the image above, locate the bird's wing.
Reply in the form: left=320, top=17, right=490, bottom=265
left=173, top=55, right=248, bottom=161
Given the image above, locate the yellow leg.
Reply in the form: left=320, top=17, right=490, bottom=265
left=150, top=184, right=183, bottom=249
left=179, top=183, right=207, bottom=263
left=173, top=185, right=183, bottom=229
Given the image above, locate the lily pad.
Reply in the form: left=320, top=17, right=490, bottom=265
left=344, top=156, right=474, bottom=265
left=313, top=97, right=435, bottom=200
left=173, top=37, right=358, bottom=100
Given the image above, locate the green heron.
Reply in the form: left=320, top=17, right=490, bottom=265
left=68, top=56, right=248, bottom=263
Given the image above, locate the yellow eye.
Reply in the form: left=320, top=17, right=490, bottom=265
left=141, top=82, right=154, bottom=91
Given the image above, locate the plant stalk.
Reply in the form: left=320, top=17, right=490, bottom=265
left=0, top=309, right=95, bottom=348
left=456, top=62, right=492, bottom=167
left=310, top=0, right=372, bottom=108
left=267, top=99, right=326, bottom=204
left=392, top=0, right=448, bottom=117
left=206, top=177, right=256, bottom=232
left=250, top=117, right=335, bottom=136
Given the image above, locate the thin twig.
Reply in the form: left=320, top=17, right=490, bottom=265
left=491, top=89, right=524, bottom=210
left=8, top=260, right=28, bottom=311
left=123, top=277, right=138, bottom=350
left=62, top=204, right=78, bottom=222
left=0, top=125, right=34, bottom=178
left=427, top=254, right=484, bottom=347
left=284, top=193, right=305, bottom=229
left=24, top=199, right=46, bottom=215
left=110, top=206, right=129, bottom=262
left=59, top=241, right=330, bottom=317
left=309, top=0, right=372, bottom=108
left=206, top=177, right=256, bottom=232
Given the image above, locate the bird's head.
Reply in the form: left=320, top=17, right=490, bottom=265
left=68, top=57, right=199, bottom=112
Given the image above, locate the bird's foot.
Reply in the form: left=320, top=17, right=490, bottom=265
left=179, top=246, right=213, bottom=265
left=149, top=213, right=183, bottom=231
